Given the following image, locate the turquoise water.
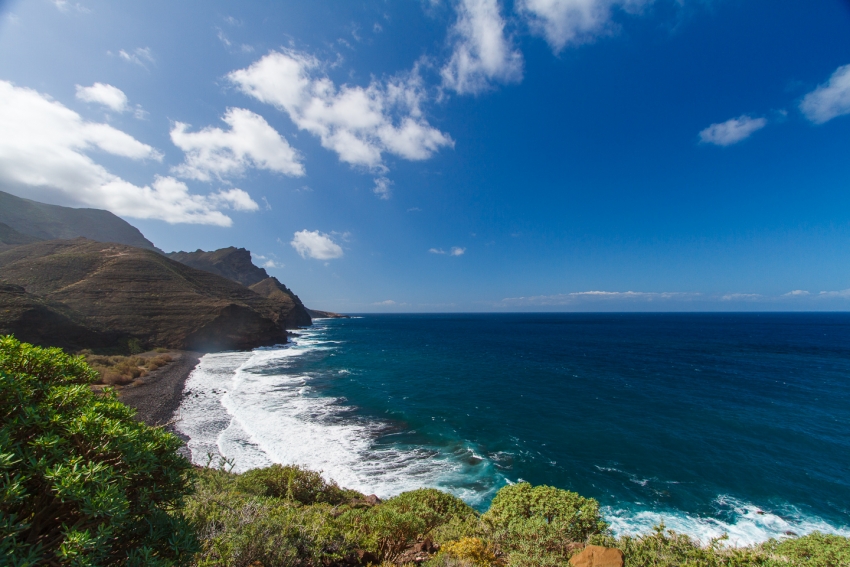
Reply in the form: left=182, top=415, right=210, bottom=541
left=177, top=313, right=850, bottom=544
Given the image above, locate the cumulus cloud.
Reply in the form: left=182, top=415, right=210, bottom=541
left=518, top=0, right=651, bottom=52
left=429, top=248, right=446, bottom=254
left=291, top=230, right=344, bottom=260
left=817, top=289, right=850, bottom=298
left=229, top=50, right=453, bottom=171
left=441, top=0, right=523, bottom=94
left=699, top=115, right=766, bottom=146
left=799, top=64, right=850, bottom=124
left=171, top=107, right=305, bottom=181
left=374, top=300, right=396, bottom=305
left=0, top=80, right=253, bottom=226
left=783, top=290, right=810, bottom=297
left=75, top=83, right=131, bottom=114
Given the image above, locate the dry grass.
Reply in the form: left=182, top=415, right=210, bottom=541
left=83, top=352, right=173, bottom=386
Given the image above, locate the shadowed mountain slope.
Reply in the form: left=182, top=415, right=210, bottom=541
left=0, top=190, right=157, bottom=250
left=0, top=239, right=288, bottom=351
left=168, top=247, right=312, bottom=328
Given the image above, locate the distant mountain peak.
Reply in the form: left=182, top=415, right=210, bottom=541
left=0, top=190, right=158, bottom=251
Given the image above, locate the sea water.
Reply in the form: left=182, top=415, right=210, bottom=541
left=175, top=313, right=850, bottom=545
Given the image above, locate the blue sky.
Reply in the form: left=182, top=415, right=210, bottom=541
left=0, top=0, right=849, bottom=312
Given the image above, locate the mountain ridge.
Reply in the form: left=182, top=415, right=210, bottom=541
left=0, top=190, right=158, bottom=250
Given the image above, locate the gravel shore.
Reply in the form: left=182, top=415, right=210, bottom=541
left=118, top=350, right=202, bottom=427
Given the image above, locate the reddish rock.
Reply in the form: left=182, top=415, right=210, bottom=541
left=568, top=545, right=624, bottom=567
left=364, top=494, right=382, bottom=506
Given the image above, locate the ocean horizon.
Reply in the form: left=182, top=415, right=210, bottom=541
left=175, top=312, right=850, bottom=546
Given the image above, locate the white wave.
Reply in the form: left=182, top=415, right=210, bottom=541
left=175, top=327, right=494, bottom=502
left=605, top=495, right=850, bottom=546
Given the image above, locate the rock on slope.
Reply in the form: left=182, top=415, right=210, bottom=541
left=0, top=239, right=288, bottom=351
left=167, top=247, right=312, bottom=328
left=0, top=190, right=158, bottom=250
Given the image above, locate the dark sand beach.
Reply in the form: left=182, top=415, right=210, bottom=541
left=118, top=351, right=201, bottom=427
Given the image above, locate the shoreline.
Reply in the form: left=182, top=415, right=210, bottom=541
left=117, top=350, right=202, bottom=428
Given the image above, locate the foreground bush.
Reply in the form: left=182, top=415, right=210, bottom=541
left=236, top=463, right=361, bottom=505
left=0, top=336, right=196, bottom=566
left=481, top=482, right=608, bottom=567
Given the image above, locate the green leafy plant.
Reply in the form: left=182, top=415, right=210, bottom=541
left=481, top=482, right=608, bottom=567
left=235, top=463, right=360, bottom=506
left=0, top=336, right=197, bottom=566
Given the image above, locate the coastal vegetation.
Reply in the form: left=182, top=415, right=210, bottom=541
left=2, top=336, right=849, bottom=567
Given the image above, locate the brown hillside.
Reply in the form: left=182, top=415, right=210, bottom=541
left=0, top=239, right=288, bottom=351
left=168, top=246, right=312, bottom=328
left=166, top=247, right=270, bottom=287
left=0, top=283, right=123, bottom=351
left=249, top=277, right=313, bottom=328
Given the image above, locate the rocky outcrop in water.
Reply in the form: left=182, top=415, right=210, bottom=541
left=0, top=239, right=288, bottom=351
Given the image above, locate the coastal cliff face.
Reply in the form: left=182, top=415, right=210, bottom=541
left=166, top=247, right=269, bottom=287
left=167, top=247, right=312, bottom=328
left=0, top=190, right=158, bottom=251
left=0, top=239, right=288, bottom=351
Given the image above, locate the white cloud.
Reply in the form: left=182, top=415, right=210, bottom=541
left=783, top=290, right=810, bottom=297
left=818, top=289, right=850, bottom=298
left=374, top=300, right=396, bottom=305
left=208, top=188, right=259, bottom=211
left=0, top=80, right=252, bottom=226
left=699, top=115, right=767, bottom=146
left=430, top=246, right=465, bottom=256
left=518, top=0, right=651, bottom=52
left=75, top=83, right=128, bottom=113
left=720, top=293, right=762, bottom=301
left=53, top=0, right=89, bottom=13
left=171, top=107, right=305, bottom=181
left=291, top=230, right=344, bottom=260
left=373, top=176, right=392, bottom=199
left=501, top=291, right=699, bottom=305
left=800, top=64, right=850, bottom=124
left=229, top=49, right=453, bottom=171
left=441, top=0, right=523, bottom=94
left=118, top=47, right=154, bottom=68
left=262, top=259, right=284, bottom=269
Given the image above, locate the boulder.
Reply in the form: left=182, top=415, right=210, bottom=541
left=568, top=545, right=624, bottom=567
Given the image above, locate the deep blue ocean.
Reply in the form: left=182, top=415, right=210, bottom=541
left=177, top=313, right=850, bottom=544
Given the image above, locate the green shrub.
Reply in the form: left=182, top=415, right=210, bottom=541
left=0, top=336, right=197, bottom=567
left=438, top=537, right=500, bottom=567
left=764, top=532, right=850, bottom=567
left=235, top=463, right=360, bottom=506
left=481, top=482, right=607, bottom=567
left=610, top=525, right=768, bottom=567
left=187, top=467, right=355, bottom=567
left=338, top=489, right=477, bottom=563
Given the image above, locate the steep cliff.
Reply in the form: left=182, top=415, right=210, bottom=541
left=0, top=239, right=288, bottom=351
left=166, top=247, right=269, bottom=286
left=167, top=247, right=312, bottom=328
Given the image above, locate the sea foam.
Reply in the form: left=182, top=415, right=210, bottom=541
left=176, top=322, right=496, bottom=502
left=604, top=496, right=850, bottom=546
